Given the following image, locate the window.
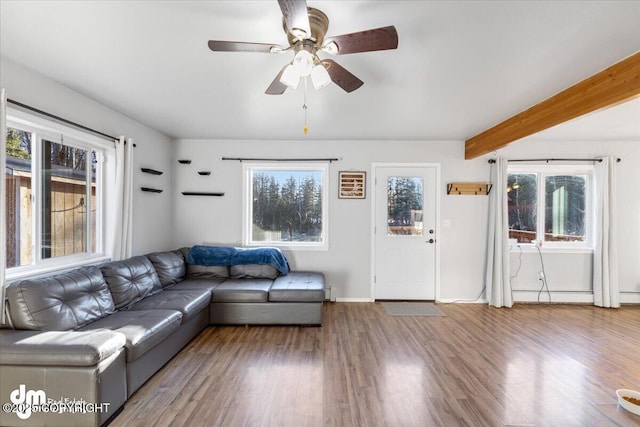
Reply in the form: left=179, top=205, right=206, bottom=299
left=243, top=163, right=328, bottom=249
left=507, top=165, right=593, bottom=248
left=5, top=110, right=108, bottom=275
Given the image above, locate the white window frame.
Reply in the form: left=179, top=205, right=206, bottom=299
left=5, top=109, right=111, bottom=280
left=242, top=162, right=329, bottom=251
left=508, top=164, right=594, bottom=251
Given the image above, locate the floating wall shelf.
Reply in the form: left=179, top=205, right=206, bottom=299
left=141, top=187, right=163, bottom=193
left=181, top=192, right=224, bottom=197
left=141, top=168, right=163, bottom=175
left=447, top=182, right=492, bottom=195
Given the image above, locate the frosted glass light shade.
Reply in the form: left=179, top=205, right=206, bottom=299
left=280, top=64, right=300, bottom=89
left=292, top=50, right=314, bottom=77
left=311, top=64, right=331, bottom=89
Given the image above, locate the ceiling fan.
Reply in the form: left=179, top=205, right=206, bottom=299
left=207, top=0, right=398, bottom=94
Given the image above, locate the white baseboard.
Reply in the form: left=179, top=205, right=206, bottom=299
left=621, top=293, right=640, bottom=304
left=436, top=298, right=488, bottom=304
left=333, top=294, right=638, bottom=304
left=513, top=290, right=594, bottom=304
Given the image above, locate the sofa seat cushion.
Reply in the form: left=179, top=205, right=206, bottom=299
left=211, top=279, right=272, bottom=303
left=6, top=266, right=115, bottom=331
left=164, top=278, right=223, bottom=293
left=127, top=290, right=210, bottom=322
left=100, top=256, right=162, bottom=310
left=269, top=272, right=326, bottom=302
left=145, top=250, right=186, bottom=287
left=79, top=310, right=181, bottom=362
left=0, top=329, right=126, bottom=367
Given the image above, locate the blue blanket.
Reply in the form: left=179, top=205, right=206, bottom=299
left=186, top=246, right=290, bottom=275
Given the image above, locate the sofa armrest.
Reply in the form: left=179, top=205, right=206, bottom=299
left=0, top=329, right=126, bottom=367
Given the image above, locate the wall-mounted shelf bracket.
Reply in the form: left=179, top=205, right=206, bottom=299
left=141, top=187, right=163, bottom=193
left=181, top=192, right=224, bottom=196
left=141, top=168, right=163, bottom=175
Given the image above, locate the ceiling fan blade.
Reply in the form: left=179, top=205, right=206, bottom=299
left=265, top=65, right=289, bottom=95
left=322, top=59, right=364, bottom=93
left=323, top=26, right=398, bottom=55
left=208, top=40, right=282, bottom=53
left=278, top=0, right=311, bottom=38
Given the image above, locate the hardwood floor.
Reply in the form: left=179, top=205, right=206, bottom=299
left=110, top=303, right=640, bottom=427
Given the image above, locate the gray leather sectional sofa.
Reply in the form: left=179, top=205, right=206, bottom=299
left=0, top=247, right=324, bottom=427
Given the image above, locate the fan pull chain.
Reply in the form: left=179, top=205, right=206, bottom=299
left=303, top=77, right=309, bottom=135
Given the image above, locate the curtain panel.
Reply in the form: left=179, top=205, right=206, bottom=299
left=111, top=136, right=134, bottom=260
left=485, top=157, right=512, bottom=308
left=0, top=89, right=7, bottom=324
left=593, top=156, right=619, bottom=308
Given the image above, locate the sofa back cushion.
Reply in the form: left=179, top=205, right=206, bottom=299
left=229, top=264, right=279, bottom=279
left=145, top=250, right=186, bottom=287
left=6, top=266, right=115, bottom=331
left=177, top=246, right=230, bottom=279
left=186, top=264, right=230, bottom=279
left=100, top=256, right=161, bottom=309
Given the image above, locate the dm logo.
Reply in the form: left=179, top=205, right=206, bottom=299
left=10, top=384, right=46, bottom=420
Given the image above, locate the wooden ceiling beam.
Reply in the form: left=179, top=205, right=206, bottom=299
left=464, top=51, right=640, bottom=159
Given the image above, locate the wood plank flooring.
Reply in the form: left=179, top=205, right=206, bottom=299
left=109, top=303, right=640, bottom=427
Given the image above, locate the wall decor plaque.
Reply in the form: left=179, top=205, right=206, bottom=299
left=339, top=171, right=366, bottom=199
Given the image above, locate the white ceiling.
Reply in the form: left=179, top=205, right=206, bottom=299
left=1, top=0, right=639, bottom=143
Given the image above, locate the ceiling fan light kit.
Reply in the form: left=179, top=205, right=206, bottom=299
left=207, top=1, right=398, bottom=93
left=310, top=63, right=331, bottom=89
left=207, top=0, right=398, bottom=132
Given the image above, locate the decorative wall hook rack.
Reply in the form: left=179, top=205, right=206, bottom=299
left=447, top=182, right=492, bottom=195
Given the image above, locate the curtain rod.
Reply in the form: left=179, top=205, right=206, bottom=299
left=8, top=98, right=122, bottom=143
left=222, top=157, right=340, bottom=163
left=488, top=158, right=621, bottom=164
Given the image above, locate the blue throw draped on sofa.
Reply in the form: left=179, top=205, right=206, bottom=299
left=186, top=246, right=290, bottom=275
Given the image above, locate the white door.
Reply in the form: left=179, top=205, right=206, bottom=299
left=373, top=165, right=438, bottom=300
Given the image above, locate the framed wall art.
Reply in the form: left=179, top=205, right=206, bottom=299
left=339, top=171, right=366, bottom=199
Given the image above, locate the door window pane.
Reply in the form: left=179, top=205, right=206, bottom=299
left=507, top=173, right=537, bottom=243
left=387, top=176, right=423, bottom=236
left=41, top=139, right=93, bottom=259
left=5, top=127, right=32, bottom=268
left=544, top=175, right=586, bottom=242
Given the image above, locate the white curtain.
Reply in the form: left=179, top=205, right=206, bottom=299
left=593, top=157, right=619, bottom=308
left=111, top=136, right=134, bottom=260
left=0, top=89, right=7, bottom=324
left=485, top=157, right=512, bottom=308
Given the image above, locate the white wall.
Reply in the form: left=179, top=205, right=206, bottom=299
left=0, top=57, right=174, bottom=255
left=173, top=138, right=640, bottom=303
left=172, top=139, right=491, bottom=301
